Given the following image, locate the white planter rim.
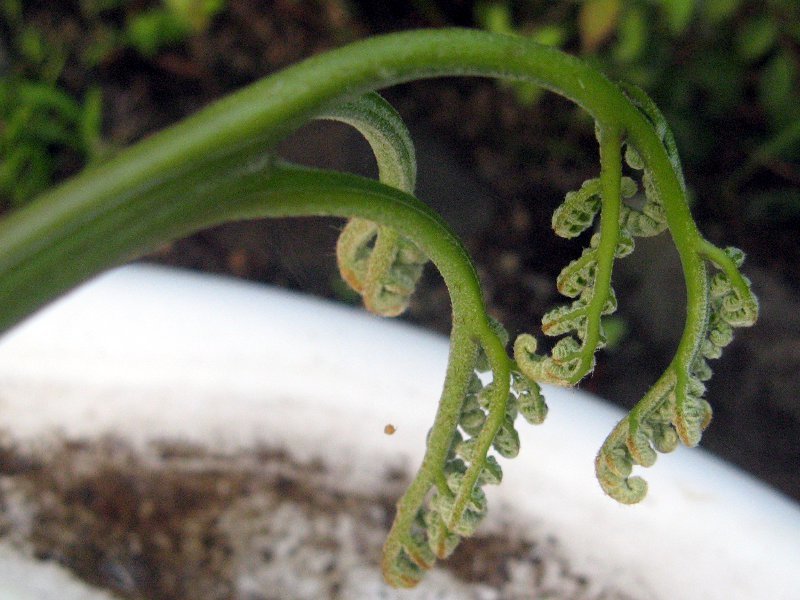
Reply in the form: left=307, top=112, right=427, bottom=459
left=1, top=265, right=798, bottom=599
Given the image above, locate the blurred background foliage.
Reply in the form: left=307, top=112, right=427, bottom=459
left=1, top=0, right=798, bottom=221
left=0, top=0, right=226, bottom=207
left=472, top=0, right=800, bottom=224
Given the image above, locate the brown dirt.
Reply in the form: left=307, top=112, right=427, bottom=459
left=0, top=435, right=636, bottom=599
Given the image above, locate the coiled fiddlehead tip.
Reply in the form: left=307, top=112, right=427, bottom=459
left=335, top=218, right=426, bottom=317
left=551, top=178, right=602, bottom=239
left=335, top=217, right=377, bottom=294
left=382, top=549, right=426, bottom=588
left=625, top=427, right=658, bottom=468
left=579, top=79, right=762, bottom=505
left=321, top=92, right=428, bottom=318
left=513, top=333, right=572, bottom=386
left=513, top=369, right=548, bottom=425
left=384, top=316, right=551, bottom=585
left=598, top=466, right=649, bottom=505
left=596, top=425, right=651, bottom=504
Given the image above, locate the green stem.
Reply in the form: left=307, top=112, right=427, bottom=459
left=382, top=319, right=478, bottom=580
left=0, top=28, right=688, bottom=333
left=572, top=125, right=622, bottom=380
left=0, top=159, right=486, bottom=331
left=447, top=321, right=510, bottom=528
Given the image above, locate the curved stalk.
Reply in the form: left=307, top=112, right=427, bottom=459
left=1, top=28, right=690, bottom=329
left=0, top=27, right=758, bottom=587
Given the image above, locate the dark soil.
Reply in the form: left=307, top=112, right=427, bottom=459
left=0, top=436, right=637, bottom=599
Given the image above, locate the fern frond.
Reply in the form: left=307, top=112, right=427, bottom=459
left=385, top=321, right=548, bottom=584
left=515, top=126, right=625, bottom=387
left=551, top=178, right=602, bottom=239
left=318, top=92, right=427, bottom=317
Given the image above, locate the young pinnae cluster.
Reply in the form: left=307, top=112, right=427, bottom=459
left=512, top=174, right=629, bottom=388
left=596, top=248, right=757, bottom=503
left=336, top=218, right=427, bottom=317
left=594, top=139, right=758, bottom=502
left=324, top=81, right=759, bottom=581
left=389, top=323, right=548, bottom=585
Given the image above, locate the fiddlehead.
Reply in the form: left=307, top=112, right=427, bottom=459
left=382, top=318, right=548, bottom=587
left=312, top=94, right=551, bottom=584
left=316, top=92, right=427, bottom=317
left=311, top=92, right=551, bottom=588
left=593, top=85, right=758, bottom=503
left=514, top=125, right=625, bottom=386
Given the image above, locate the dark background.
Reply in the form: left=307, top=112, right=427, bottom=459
left=2, top=0, right=798, bottom=502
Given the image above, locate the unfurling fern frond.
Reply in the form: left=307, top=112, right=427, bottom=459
left=596, top=256, right=756, bottom=504
left=514, top=126, right=627, bottom=387
left=593, top=85, right=758, bottom=503
left=335, top=220, right=427, bottom=316
left=318, top=46, right=758, bottom=532
left=384, top=316, right=548, bottom=587
left=0, top=28, right=764, bottom=591
left=551, top=178, right=602, bottom=239
left=619, top=155, right=668, bottom=239
left=318, top=92, right=428, bottom=317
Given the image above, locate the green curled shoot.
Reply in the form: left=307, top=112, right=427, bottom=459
left=593, top=86, right=758, bottom=503
left=382, top=312, right=549, bottom=587
left=0, top=28, right=759, bottom=588
left=317, top=92, right=427, bottom=317
left=513, top=125, right=624, bottom=387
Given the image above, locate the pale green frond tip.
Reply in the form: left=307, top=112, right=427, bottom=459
left=322, top=92, right=427, bottom=318
left=595, top=439, right=649, bottom=504
left=478, top=455, right=503, bottom=485
left=317, top=91, right=417, bottom=193
left=513, top=332, right=588, bottom=386
left=517, top=390, right=548, bottom=425
left=476, top=316, right=510, bottom=371
left=492, top=417, right=521, bottom=458
left=552, top=178, right=602, bottom=239
left=624, top=143, right=644, bottom=170
left=626, top=428, right=658, bottom=467
left=556, top=254, right=598, bottom=298
left=675, top=393, right=713, bottom=447
left=424, top=510, right=460, bottom=559
left=335, top=217, right=427, bottom=317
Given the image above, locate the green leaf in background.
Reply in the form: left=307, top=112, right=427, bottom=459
left=0, top=0, right=21, bottom=21
left=759, top=50, right=799, bottom=128
left=0, top=78, right=104, bottom=207
left=789, top=20, right=800, bottom=44
left=126, top=8, right=192, bottom=57
left=601, top=315, right=629, bottom=350
left=165, top=0, right=226, bottom=33
left=476, top=2, right=565, bottom=106
left=530, top=24, right=567, bottom=48
left=659, top=0, right=695, bottom=35
left=735, top=15, right=778, bottom=62
left=578, top=0, right=621, bottom=53
left=81, top=86, right=106, bottom=162
left=701, top=0, right=741, bottom=24
left=613, top=6, right=647, bottom=63
left=477, top=1, right=514, bottom=36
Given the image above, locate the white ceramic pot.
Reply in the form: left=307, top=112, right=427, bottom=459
left=0, top=265, right=798, bottom=599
